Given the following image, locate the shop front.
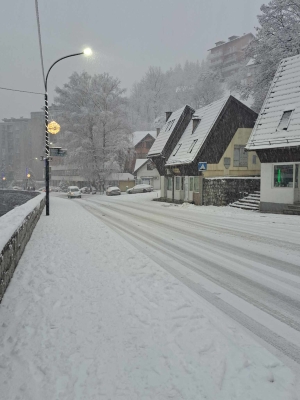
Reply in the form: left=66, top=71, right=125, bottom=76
left=260, top=162, right=300, bottom=212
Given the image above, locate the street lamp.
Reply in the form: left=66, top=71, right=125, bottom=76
left=44, top=48, right=92, bottom=216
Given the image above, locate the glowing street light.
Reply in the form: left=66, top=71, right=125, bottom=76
left=83, top=47, right=92, bottom=56
left=44, top=48, right=92, bottom=216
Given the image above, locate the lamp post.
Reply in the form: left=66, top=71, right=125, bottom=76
left=44, top=48, right=92, bottom=216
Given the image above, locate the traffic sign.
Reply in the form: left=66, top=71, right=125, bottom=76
left=198, top=162, right=207, bottom=171
left=49, top=147, right=67, bottom=157
left=48, top=121, right=60, bottom=135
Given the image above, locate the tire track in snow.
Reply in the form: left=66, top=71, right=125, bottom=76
left=81, top=201, right=300, bottom=367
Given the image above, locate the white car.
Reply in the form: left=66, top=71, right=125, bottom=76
left=67, top=186, right=81, bottom=199
left=106, top=186, right=121, bottom=196
left=126, top=184, right=153, bottom=194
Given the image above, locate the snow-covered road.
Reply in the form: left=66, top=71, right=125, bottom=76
left=1, top=192, right=300, bottom=399
left=79, top=192, right=300, bottom=370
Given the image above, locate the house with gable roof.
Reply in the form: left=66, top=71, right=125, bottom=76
left=126, top=131, right=156, bottom=173
left=147, top=105, right=195, bottom=175
left=133, top=159, right=160, bottom=190
left=246, top=54, right=300, bottom=214
left=161, top=95, right=259, bottom=202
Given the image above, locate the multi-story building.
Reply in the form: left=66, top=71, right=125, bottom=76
left=0, top=117, right=31, bottom=183
left=0, top=105, right=60, bottom=185
left=208, top=33, right=254, bottom=79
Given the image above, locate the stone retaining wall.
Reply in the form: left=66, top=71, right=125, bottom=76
left=0, top=196, right=45, bottom=303
left=202, top=178, right=260, bottom=206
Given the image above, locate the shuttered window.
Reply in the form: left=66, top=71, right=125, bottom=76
left=175, top=177, right=181, bottom=190
left=233, top=145, right=248, bottom=167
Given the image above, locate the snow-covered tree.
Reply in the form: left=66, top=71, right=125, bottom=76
left=128, top=60, right=224, bottom=130
left=55, top=72, right=131, bottom=189
left=245, top=0, right=300, bottom=111
left=192, top=64, right=224, bottom=108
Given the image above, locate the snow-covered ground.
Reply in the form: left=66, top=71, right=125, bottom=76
left=0, top=194, right=299, bottom=399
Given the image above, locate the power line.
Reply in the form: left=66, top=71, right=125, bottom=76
left=34, top=0, right=46, bottom=88
left=0, top=86, right=44, bottom=95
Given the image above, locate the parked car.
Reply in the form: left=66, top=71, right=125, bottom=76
left=67, top=186, right=81, bottom=199
left=12, top=186, right=23, bottom=191
left=106, top=186, right=121, bottom=196
left=80, top=187, right=90, bottom=194
left=126, top=184, right=153, bottom=194
left=91, top=187, right=96, bottom=194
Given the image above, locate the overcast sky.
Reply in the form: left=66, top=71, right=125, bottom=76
left=0, top=0, right=264, bottom=121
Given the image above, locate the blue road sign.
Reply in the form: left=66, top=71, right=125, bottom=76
left=198, top=162, right=207, bottom=171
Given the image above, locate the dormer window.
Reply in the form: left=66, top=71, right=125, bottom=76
left=277, top=110, right=293, bottom=130
left=173, top=143, right=181, bottom=156
left=188, top=139, right=198, bottom=153
left=192, top=118, right=200, bottom=134
left=166, top=119, right=175, bottom=131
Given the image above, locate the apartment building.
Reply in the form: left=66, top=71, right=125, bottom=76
left=208, top=33, right=254, bottom=79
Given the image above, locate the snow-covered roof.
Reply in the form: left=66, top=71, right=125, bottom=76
left=132, top=131, right=156, bottom=146
left=246, top=54, right=300, bottom=151
left=107, top=173, right=134, bottom=181
left=133, top=159, right=148, bottom=173
left=148, top=106, right=187, bottom=157
left=165, top=96, right=229, bottom=166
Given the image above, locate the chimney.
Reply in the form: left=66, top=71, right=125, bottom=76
left=156, top=128, right=160, bottom=137
left=165, top=111, right=172, bottom=122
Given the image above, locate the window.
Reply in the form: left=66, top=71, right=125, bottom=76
left=173, top=144, right=181, bottom=156
left=194, top=177, right=199, bottom=192
left=189, top=177, right=194, bottom=191
left=252, top=155, right=257, bottom=164
left=167, top=177, right=172, bottom=190
left=274, top=165, right=294, bottom=188
left=277, top=110, right=293, bottom=130
left=168, top=119, right=175, bottom=131
left=188, top=139, right=198, bottom=153
left=233, top=145, right=248, bottom=167
left=175, top=177, right=181, bottom=190
left=165, top=119, right=175, bottom=131
left=192, top=119, right=200, bottom=134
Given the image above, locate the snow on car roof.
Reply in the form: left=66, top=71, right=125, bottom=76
left=246, top=54, right=300, bottom=150
left=107, top=186, right=120, bottom=190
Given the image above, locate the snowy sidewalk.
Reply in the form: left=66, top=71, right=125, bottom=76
left=0, top=197, right=298, bottom=400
